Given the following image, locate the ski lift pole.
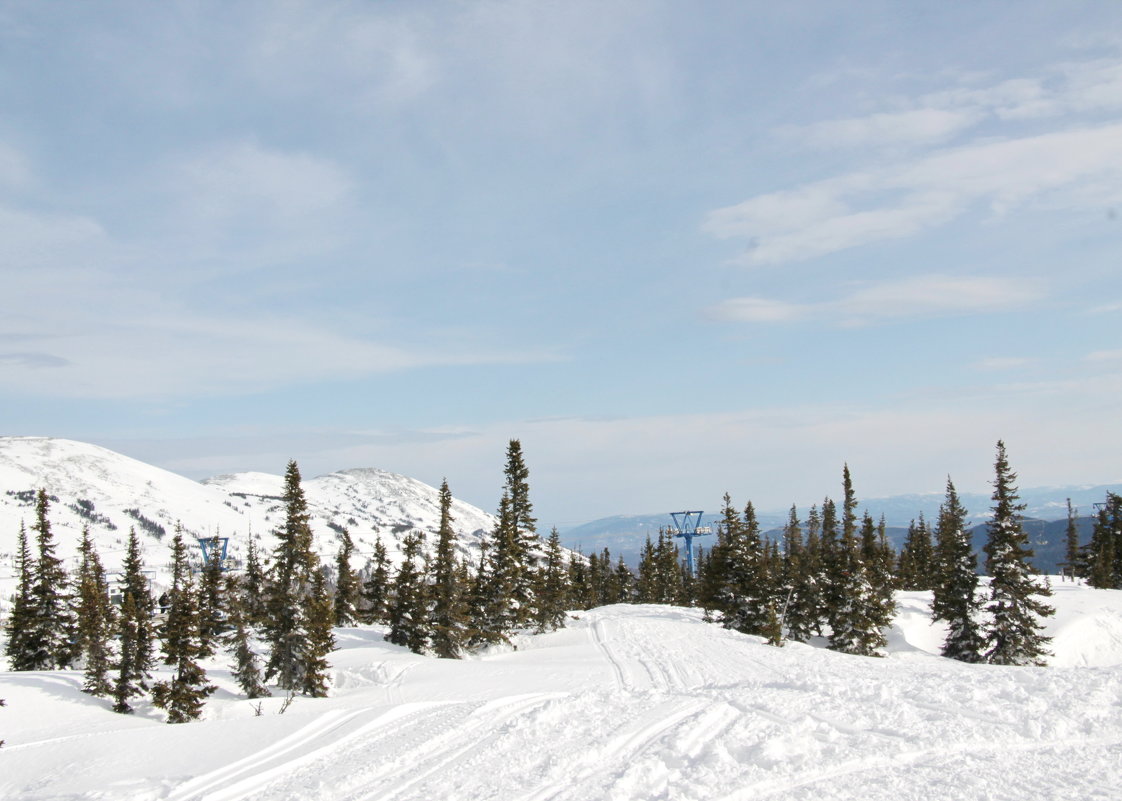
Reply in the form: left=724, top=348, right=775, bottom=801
left=669, top=511, right=712, bottom=576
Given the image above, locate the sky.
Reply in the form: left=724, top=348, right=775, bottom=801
left=2, top=1, right=1121, bottom=528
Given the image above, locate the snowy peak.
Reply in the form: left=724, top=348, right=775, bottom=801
left=0, top=437, right=496, bottom=586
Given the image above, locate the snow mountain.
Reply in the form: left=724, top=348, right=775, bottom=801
left=0, top=436, right=496, bottom=594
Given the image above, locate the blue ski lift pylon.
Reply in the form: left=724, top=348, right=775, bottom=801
left=197, top=536, right=230, bottom=571
left=668, top=511, right=712, bottom=576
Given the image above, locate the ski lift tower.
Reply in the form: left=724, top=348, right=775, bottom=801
left=668, top=511, right=712, bottom=576
left=196, top=536, right=230, bottom=571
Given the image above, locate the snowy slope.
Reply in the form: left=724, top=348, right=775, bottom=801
left=3, top=583, right=1122, bottom=800
left=0, top=437, right=496, bottom=601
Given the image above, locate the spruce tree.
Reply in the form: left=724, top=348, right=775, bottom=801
left=386, top=532, right=428, bottom=653
left=983, top=441, right=1054, bottom=666
left=225, top=578, right=270, bottom=699
left=152, top=532, right=215, bottom=723
left=1060, top=499, right=1082, bottom=582
left=473, top=493, right=521, bottom=642
left=502, top=440, right=539, bottom=626
left=112, top=592, right=142, bottom=715
left=333, top=529, right=359, bottom=627
left=119, top=527, right=156, bottom=689
left=301, top=569, right=335, bottom=697
left=897, top=515, right=935, bottom=591
left=534, top=527, right=570, bottom=632
left=360, top=537, right=391, bottom=624
left=720, top=497, right=770, bottom=636
left=781, top=505, right=818, bottom=643
left=241, top=538, right=268, bottom=627
left=76, top=527, right=114, bottom=696
left=1086, top=493, right=1121, bottom=589
left=25, top=490, right=75, bottom=669
left=3, top=522, right=35, bottom=670
left=196, top=533, right=226, bottom=658
left=429, top=479, right=470, bottom=657
left=263, top=460, right=322, bottom=692
left=931, top=477, right=985, bottom=662
left=567, top=552, right=594, bottom=610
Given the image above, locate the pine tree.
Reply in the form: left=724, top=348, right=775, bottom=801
left=241, top=538, right=268, bottom=627
left=429, top=479, right=470, bottom=657
left=119, top=527, right=156, bottom=690
left=24, top=490, right=76, bottom=669
left=301, top=569, right=335, bottom=697
left=720, top=498, right=770, bottom=636
left=534, top=527, right=569, bottom=632
left=152, top=532, right=215, bottom=723
left=360, top=537, right=391, bottom=624
left=897, top=515, right=935, bottom=591
left=333, top=529, right=358, bottom=627
left=502, top=440, right=539, bottom=627
left=567, top=552, right=594, bottom=610
left=931, top=477, right=985, bottom=662
left=386, top=532, right=428, bottom=653
left=1059, top=499, right=1082, bottom=582
left=3, top=522, right=35, bottom=670
left=781, top=505, right=818, bottom=643
left=76, top=527, right=114, bottom=696
left=983, top=441, right=1054, bottom=666
left=112, top=592, right=142, bottom=715
left=225, top=578, right=270, bottom=699
left=473, top=493, right=521, bottom=642
left=196, top=532, right=226, bottom=658
left=263, top=460, right=322, bottom=692
left=1086, top=493, right=1121, bottom=589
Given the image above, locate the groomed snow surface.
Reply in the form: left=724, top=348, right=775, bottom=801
left=3, top=581, right=1121, bottom=801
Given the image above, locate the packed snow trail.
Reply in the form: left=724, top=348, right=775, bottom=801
left=3, top=593, right=1122, bottom=800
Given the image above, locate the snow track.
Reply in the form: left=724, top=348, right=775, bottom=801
left=4, top=599, right=1122, bottom=800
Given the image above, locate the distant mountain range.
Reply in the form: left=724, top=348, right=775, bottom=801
left=558, top=484, right=1121, bottom=573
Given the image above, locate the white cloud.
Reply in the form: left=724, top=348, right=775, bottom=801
left=706, top=123, right=1122, bottom=265
left=792, top=108, right=981, bottom=149
left=971, top=357, right=1034, bottom=371
left=707, top=275, right=1045, bottom=326
left=1085, top=349, right=1122, bottom=362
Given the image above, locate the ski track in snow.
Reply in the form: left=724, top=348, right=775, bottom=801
left=4, top=600, right=1122, bottom=800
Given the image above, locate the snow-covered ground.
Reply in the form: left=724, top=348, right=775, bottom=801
left=3, top=580, right=1121, bottom=800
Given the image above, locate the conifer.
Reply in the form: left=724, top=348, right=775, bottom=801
left=720, top=497, right=770, bottom=636
left=931, top=477, right=985, bottom=662
left=983, top=441, right=1054, bottom=666
left=152, top=532, right=215, bottom=723
left=196, top=533, right=226, bottom=658
left=429, top=479, right=470, bottom=657
left=502, top=440, right=539, bottom=627
left=76, top=526, right=114, bottom=696
left=386, top=533, right=428, bottom=654
left=301, top=569, right=335, bottom=697
left=333, top=529, right=359, bottom=627
left=112, top=592, right=142, bottom=715
left=897, top=514, right=935, bottom=591
left=3, top=522, right=35, bottom=670
left=360, top=537, right=391, bottom=624
left=1086, top=493, right=1121, bottom=589
left=241, top=538, right=268, bottom=627
left=120, top=527, right=156, bottom=689
left=534, top=527, right=570, bottom=632
left=225, top=579, right=270, bottom=699
left=25, top=490, right=75, bottom=669
left=263, top=460, right=323, bottom=692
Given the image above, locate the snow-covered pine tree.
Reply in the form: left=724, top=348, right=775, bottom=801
left=301, top=569, right=335, bottom=697
left=472, top=493, right=521, bottom=643
left=24, top=490, right=76, bottom=669
left=76, top=526, right=115, bottom=696
left=566, top=551, right=594, bottom=610
left=3, top=522, right=35, bottom=670
left=333, top=528, right=358, bottom=627
left=429, top=479, right=470, bottom=657
left=386, top=532, right=428, bottom=654
left=360, top=536, right=391, bottom=625
left=720, top=498, right=770, bottom=636
left=983, top=441, right=1054, bottom=666
left=826, top=467, right=887, bottom=657
left=613, top=556, right=635, bottom=604
left=931, top=477, right=985, bottom=662
left=1059, top=499, right=1082, bottom=582
left=152, top=531, right=215, bottom=723
left=263, top=460, right=322, bottom=692
left=534, top=527, right=570, bottom=632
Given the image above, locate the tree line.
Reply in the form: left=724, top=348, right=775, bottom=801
left=1, top=438, right=1101, bottom=730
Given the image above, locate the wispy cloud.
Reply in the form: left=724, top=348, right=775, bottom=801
left=971, top=357, right=1034, bottom=372
left=1085, top=349, right=1122, bottom=362
left=707, top=275, right=1045, bottom=326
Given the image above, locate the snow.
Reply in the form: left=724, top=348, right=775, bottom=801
left=4, top=584, right=1122, bottom=800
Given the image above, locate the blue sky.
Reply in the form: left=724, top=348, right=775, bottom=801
left=2, top=1, right=1121, bottom=527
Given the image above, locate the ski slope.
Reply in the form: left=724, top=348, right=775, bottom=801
left=3, top=583, right=1122, bottom=800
